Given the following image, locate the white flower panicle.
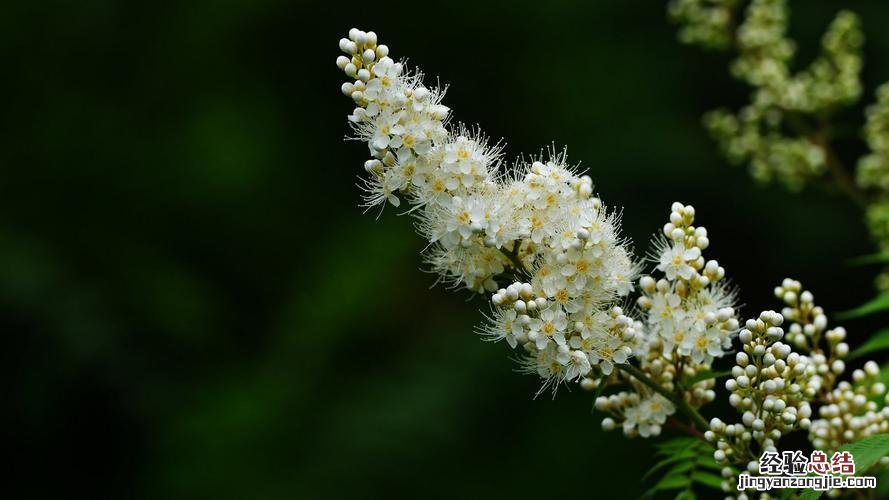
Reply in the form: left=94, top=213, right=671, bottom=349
left=637, top=202, right=739, bottom=365
left=337, top=28, right=638, bottom=392
left=336, top=28, right=635, bottom=297
left=337, top=30, right=888, bottom=467
left=596, top=204, right=738, bottom=439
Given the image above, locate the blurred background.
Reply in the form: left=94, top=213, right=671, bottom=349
left=3, top=0, right=889, bottom=498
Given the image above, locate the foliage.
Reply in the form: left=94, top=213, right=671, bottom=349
left=643, top=437, right=727, bottom=498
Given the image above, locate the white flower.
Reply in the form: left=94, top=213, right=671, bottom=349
left=530, top=306, right=568, bottom=348
left=623, top=394, right=675, bottom=438
left=648, top=291, right=685, bottom=336
left=564, top=350, right=593, bottom=380
left=658, top=242, right=699, bottom=281
left=481, top=308, right=525, bottom=348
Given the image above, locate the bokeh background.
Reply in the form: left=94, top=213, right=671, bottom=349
left=4, top=0, right=889, bottom=498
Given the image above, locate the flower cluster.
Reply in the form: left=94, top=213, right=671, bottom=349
left=672, top=0, right=865, bottom=191
left=775, top=279, right=849, bottom=394
left=811, top=361, right=889, bottom=452
left=773, top=282, right=889, bottom=453
left=667, top=0, right=737, bottom=50
left=637, top=202, right=738, bottom=365
left=858, top=83, right=889, bottom=192
left=594, top=204, right=737, bottom=439
left=337, top=30, right=889, bottom=496
left=597, top=391, right=675, bottom=439
left=670, top=0, right=889, bottom=292
left=858, top=84, right=889, bottom=286
left=337, top=28, right=638, bottom=390
left=707, top=311, right=816, bottom=472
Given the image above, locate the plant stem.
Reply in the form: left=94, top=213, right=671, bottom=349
left=617, top=363, right=710, bottom=433
left=785, top=112, right=867, bottom=208
left=500, top=244, right=527, bottom=275
left=817, top=134, right=867, bottom=209
left=666, top=416, right=706, bottom=441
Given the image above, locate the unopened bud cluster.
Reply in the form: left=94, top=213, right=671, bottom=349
left=707, top=311, right=817, bottom=468
left=811, top=361, right=889, bottom=451
left=775, top=278, right=848, bottom=394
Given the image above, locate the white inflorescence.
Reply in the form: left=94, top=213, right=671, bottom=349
left=637, top=202, right=739, bottom=365
left=336, top=28, right=637, bottom=391
left=335, top=30, right=887, bottom=462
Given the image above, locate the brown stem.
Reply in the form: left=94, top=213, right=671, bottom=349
left=666, top=416, right=707, bottom=442
left=500, top=243, right=527, bottom=275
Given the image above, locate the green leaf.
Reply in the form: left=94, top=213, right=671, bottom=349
left=836, top=434, right=889, bottom=473
left=848, top=328, right=889, bottom=360
left=779, top=487, right=796, bottom=500
left=847, top=252, right=889, bottom=266
left=643, top=449, right=699, bottom=481
left=655, top=437, right=700, bottom=454
left=675, top=490, right=696, bottom=500
left=836, top=292, right=889, bottom=319
left=793, top=435, right=889, bottom=500
left=666, top=461, right=696, bottom=475
left=683, top=370, right=731, bottom=387
left=691, top=471, right=723, bottom=491
left=799, top=488, right=822, bottom=500
left=644, top=472, right=691, bottom=497
left=694, top=456, right=722, bottom=472
left=646, top=438, right=726, bottom=498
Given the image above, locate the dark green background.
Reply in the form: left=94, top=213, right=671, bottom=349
left=4, top=1, right=889, bottom=498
